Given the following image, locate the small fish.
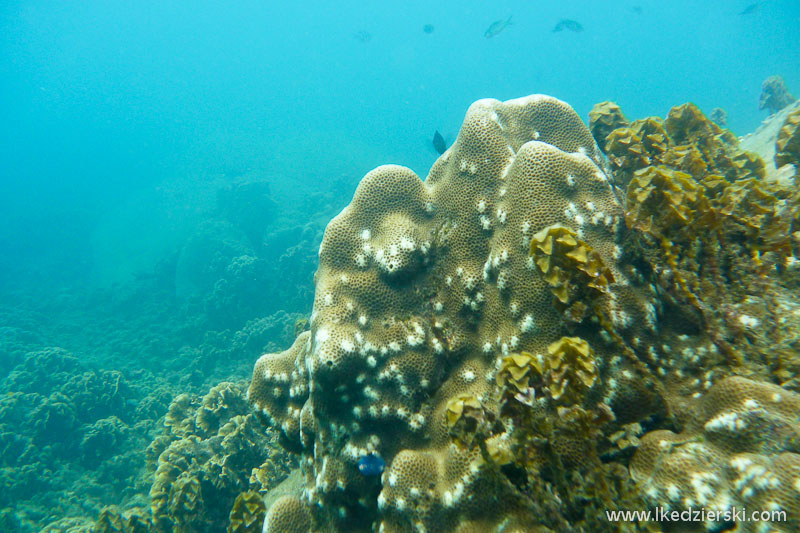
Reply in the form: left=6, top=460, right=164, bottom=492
left=553, top=19, right=584, bottom=33
left=631, top=5, right=643, bottom=15
left=739, top=2, right=760, bottom=15
left=432, top=131, right=447, bottom=155
left=357, top=453, right=385, bottom=476
left=484, top=15, right=512, bottom=38
left=354, top=30, right=372, bottom=43
left=423, top=24, right=434, bottom=34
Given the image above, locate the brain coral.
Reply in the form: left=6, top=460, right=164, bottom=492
left=249, top=95, right=661, bottom=532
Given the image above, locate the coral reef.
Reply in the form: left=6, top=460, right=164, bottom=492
left=263, top=496, right=312, bottom=533
left=588, top=101, right=630, bottom=151
left=776, top=106, right=800, bottom=169
left=249, top=95, right=666, bottom=532
left=604, top=102, right=800, bottom=377
left=632, top=376, right=800, bottom=533
left=604, top=102, right=765, bottom=190
left=0, top=348, right=150, bottom=531
left=249, top=94, right=800, bottom=533
left=228, top=491, right=266, bottom=533
left=6, top=91, right=798, bottom=533
left=760, top=75, right=797, bottom=115
left=709, top=107, right=728, bottom=127
left=741, top=100, right=800, bottom=183
left=0, top=144, right=340, bottom=531
left=148, top=381, right=293, bottom=533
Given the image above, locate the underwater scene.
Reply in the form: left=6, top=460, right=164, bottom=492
left=1, top=1, right=800, bottom=532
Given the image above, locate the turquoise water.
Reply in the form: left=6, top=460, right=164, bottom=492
left=2, top=1, right=798, bottom=288
left=1, top=1, right=799, bottom=531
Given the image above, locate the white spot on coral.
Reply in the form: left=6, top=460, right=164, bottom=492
left=742, top=398, right=760, bottom=409
left=705, top=411, right=746, bottom=432
left=441, top=490, right=454, bottom=507
left=738, top=315, right=760, bottom=329
left=520, top=314, right=535, bottom=332
left=315, top=328, right=330, bottom=344
left=666, top=484, right=680, bottom=501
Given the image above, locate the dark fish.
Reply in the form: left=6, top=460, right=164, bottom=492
left=553, top=19, right=584, bottom=33
left=432, top=130, right=447, bottom=155
left=631, top=5, right=643, bottom=15
left=354, top=30, right=372, bottom=43
left=739, top=3, right=760, bottom=15
left=357, top=453, right=385, bottom=476
left=484, top=15, right=512, bottom=38
left=423, top=24, right=434, bottom=34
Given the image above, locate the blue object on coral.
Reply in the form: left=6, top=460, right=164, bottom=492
left=357, top=453, right=385, bottom=476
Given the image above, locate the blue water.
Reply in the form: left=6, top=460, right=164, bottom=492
left=1, top=0, right=798, bottom=289
left=0, top=1, right=799, bottom=530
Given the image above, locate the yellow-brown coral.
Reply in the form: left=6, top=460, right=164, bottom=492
left=530, top=224, right=615, bottom=322
left=545, top=337, right=598, bottom=403
left=776, top=106, right=800, bottom=168
left=248, top=94, right=654, bottom=532
left=632, top=377, right=800, bottom=533
left=588, top=101, right=629, bottom=149
left=227, top=490, right=266, bottom=533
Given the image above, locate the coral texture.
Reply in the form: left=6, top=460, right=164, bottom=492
left=760, top=75, right=797, bottom=115
left=632, top=377, right=800, bottom=533
left=709, top=107, right=728, bottom=127
left=149, top=382, right=291, bottom=533
left=776, top=106, right=800, bottom=169
left=588, top=101, right=630, bottom=151
left=249, top=95, right=660, bottom=532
